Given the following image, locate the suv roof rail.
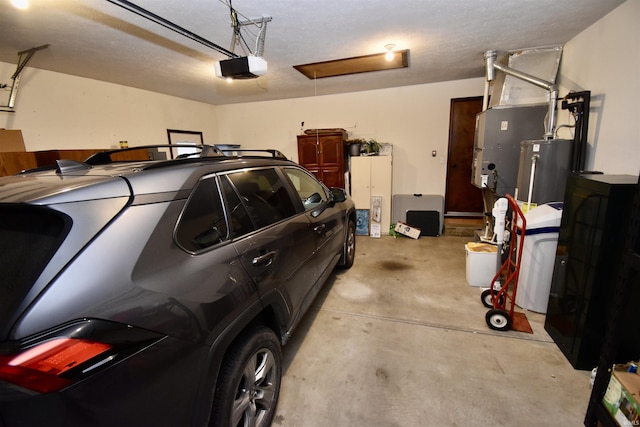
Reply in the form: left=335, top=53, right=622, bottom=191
left=232, top=149, right=287, bottom=160
left=85, top=144, right=224, bottom=165
left=15, top=145, right=288, bottom=175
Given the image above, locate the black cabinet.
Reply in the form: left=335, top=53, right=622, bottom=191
left=544, top=174, right=638, bottom=370
left=585, top=175, right=640, bottom=426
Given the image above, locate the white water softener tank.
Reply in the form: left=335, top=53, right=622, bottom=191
left=515, top=202, right=563, bottom=313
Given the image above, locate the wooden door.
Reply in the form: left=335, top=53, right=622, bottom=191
left=445, top=97, right=483, bottom=215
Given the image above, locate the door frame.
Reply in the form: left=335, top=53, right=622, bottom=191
left=444, top=96, right=484, bottom=217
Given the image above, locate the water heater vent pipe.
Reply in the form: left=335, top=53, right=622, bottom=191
left=483, top=50, right=558, bottom=140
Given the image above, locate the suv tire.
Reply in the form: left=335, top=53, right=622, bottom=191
left=211, top=326, right=282, bottom=427
left=337, top=219, right=356, bottom=269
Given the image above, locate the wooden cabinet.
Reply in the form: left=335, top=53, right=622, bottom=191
left=0, top=152, right=37, bottom=176
left=297, top=130, right=347, bottom=188
left=0, top=148, right=153, bottom=176
left=34, top=149, right=102, bottom=166
left=34, top=149, right=150, bottom=166
left=350, top=155, right=393, bottom=228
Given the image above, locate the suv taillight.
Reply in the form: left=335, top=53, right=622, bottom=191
left=0, top=338, right=112, bottom=393
left=0, top=319, right=165, bottom=394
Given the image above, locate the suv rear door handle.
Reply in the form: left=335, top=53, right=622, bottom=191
left=252, top=251, right=276, bottom=266
left=313, top=224, right=326, bottom=235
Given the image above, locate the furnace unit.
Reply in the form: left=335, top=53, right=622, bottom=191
left=472, top=104, right=548, bottom=196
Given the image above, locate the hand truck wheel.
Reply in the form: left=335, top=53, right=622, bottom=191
left=481, top=289, right=505, bottom=309
left=485, top=308, right=512, bottom=331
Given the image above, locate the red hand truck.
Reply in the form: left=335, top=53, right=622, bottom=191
left=480, top=194, right=527, bottom=331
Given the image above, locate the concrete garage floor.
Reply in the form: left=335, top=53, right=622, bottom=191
left=274, top=234, right=592, bottom=427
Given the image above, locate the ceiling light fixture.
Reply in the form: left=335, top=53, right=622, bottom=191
left=11, top=0, right=28, bottom=9
left=385, top=44, right=396, bottom=61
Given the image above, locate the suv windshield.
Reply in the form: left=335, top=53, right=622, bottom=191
left=0, top=205, right=71, bottom=329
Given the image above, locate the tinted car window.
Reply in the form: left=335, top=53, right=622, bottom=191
left=227, top=168, right=297, bottom=229
left=284, top=167, right=328, bottom=211
left=220, top=175, right=256, bottom=239
left=0, top=205, right=70, bottom=323
left=175, top=176, right=228, bottom=252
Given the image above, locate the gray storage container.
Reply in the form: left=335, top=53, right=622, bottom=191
left=392, top=194, right=444, bottom=236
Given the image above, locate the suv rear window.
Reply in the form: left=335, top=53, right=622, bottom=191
left=175, top=177, right=229, bottom=252
left=0, top=205, right=71, bottom=324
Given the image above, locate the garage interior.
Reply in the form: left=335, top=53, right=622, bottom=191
left=1, top=1, right=639, bottom=426
left=276, top=233, right=591, bottom=426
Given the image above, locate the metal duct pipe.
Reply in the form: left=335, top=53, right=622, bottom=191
left=545, top=88, right=559, bottom=140
left=482, top=80, right=490, bottom=111
left=484, top=50, right=497, bottom=82
left=483, top=50, right=558, bottom=140
left=482, top=50, right=496, bottom=111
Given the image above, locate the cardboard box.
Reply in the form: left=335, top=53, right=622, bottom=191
left=370, top=222, right=381, bottom=238
left=394, top=221, right=421, bottom=239
left=0, top=129, right=26, bottom=152
left=603, top=370, right=640, bottom=426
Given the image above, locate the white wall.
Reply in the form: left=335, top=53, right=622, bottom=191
left=0, top=64, right=218, bottom=150
left=215, top=79, right=485, bottom=195
left=557, top=0, right=640, bottom=175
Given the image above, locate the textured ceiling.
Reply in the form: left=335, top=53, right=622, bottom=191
left=0, top=0, right=626, bottom=105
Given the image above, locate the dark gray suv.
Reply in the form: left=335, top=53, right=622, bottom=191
left=0, top=145, right=356, bottom=426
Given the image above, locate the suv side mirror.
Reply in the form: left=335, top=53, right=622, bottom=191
left=330, top=187, right=347, bottom=203
left=304, top=192, right=323, bottom=207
